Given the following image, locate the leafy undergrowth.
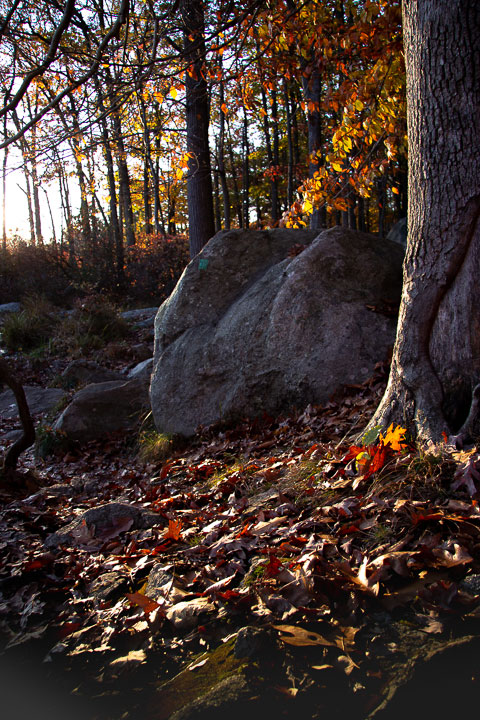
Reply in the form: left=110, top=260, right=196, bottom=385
left=2, top=362, right=480, bottom=719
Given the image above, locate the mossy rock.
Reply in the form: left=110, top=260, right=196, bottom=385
left=149, top=638, right=247, bottom=720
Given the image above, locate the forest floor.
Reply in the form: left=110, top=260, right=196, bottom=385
left=1, top=331, right=480, bottom=720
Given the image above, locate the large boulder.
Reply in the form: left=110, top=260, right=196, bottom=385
left=150, top=227, right=404, bottom=437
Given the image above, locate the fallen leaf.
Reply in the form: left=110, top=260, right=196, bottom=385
left=164, top=519, right=183, bottom=541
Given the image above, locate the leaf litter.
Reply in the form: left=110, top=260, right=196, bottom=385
left=2, top=360, right=480, bottom=718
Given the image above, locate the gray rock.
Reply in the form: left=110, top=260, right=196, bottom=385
left=387, top=217, right=407, bottom=247
left=53, top=377, right=149, bottom=441
left=127, top=357, right=153, bottom=383
left=61, top=359, right=124, bottom=388
left=145, top=564, right=188, bottom=603
left=0, top=386, right=66, bottom=418
left=89, top=571, right=129, bottom=602
left=166, top=597, right=216, bottom=632
left=234, top=626, right=280, bottom=659
left=151, top=226, right=404, bottom=436
left=459, top=574, right=480, bottom=596
left=121, top=307, right=158, bottom=322
left=45, top=502, right=162, bottom=548
left=0, top=302, right=21, bottom=317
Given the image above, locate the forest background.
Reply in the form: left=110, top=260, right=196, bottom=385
left=0, top=0, right=405, bottom=308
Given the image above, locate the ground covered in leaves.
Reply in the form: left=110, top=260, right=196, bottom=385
left=2, top=360, right=480, bottom=720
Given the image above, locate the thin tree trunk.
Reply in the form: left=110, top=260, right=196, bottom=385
left=284, top=81, right=294, bottom=209
left=112, top=109, right=136, bottom=247
left=242, top=107, right=250, bottom=229
left=218, top=80, right=231, bottom=229
left=226, top=119, right=243, bottom=227
left=42, top=188, right=57, bottom=244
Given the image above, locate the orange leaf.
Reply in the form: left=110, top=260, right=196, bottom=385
left=126, top=592, right=163, bottom=615
left=380, top=423, right=407, bottom=451
left=164, top=518, right=183, bottom=541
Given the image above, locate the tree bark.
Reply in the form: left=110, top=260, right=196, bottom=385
left=302, top=68, right=326, bottom=229
left=218, top=78, right=231, bottom=229
left=180, top=0, right=215, bottom=257
left=370, top=0, right=480, bottom=443
left=242, top=106, right=250, bottom=229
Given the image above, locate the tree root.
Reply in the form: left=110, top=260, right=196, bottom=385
left=0, top=358, right=35, bottom=485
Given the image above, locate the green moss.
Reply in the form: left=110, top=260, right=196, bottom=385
left=153, top=638, right=246, bottom=720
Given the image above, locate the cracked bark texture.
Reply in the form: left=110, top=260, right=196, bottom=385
left=370, top=0, right=480, bottom=441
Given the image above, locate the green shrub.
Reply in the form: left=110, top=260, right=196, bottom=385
left=54, top=294, right=130, bottom=356
left=0, top=295, right=57, bottom=352
left=35, top=425, right=72, bottom=459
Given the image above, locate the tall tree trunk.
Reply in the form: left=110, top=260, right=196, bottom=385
left=218, top=79, right=231, bottom=229
left=31, top=154, right=43, bottom=245
left=302, top=68, right=326, bottom=229
left=65, top=91, right=92, bottom=247
left=284, top=81, right=294, bottom=209
left=24, top=170, right=35, bottom=246
left=226, top=119, right=243, bottom=227
left=138, top=92, right=153, bottom=234
left=42, top=188, right=57, bottom=245
left=213, top=162, right=221, bottom=232
left=180, top=0, right=215, bottom=257
left=370, top=0, right=480, bottom=443
left=112, top=109, right=136, bottom=247
left=58, top=159, right=75, bottom=265
left=97, top=94, right=123, bottom=282
left=242, top=107, right=250, bottom=229
left=2, top=146, right=7, bottom=250
left=260, top=85, right=279, bottom=224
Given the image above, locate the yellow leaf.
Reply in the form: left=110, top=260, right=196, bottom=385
left=355, top=99, right=364, bottom=111
left=391, top=186, right=400, bottom=195
left=170, top=87, right=178, bottom=100
left=176, top=168, right=184, bottom=180
left=331, top=162, right=343, bottom=172
left=303, top=199, right=314, bottom=214
left=380, top=424, right=407, bottom=451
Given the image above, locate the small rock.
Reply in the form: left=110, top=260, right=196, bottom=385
left=45, top=502, right=162, bottom=548
left=53, top=376, right=149, bottom=441
left=166, top=597, right=216, bottom=632
left=60, top=360, right=124, bottom=388
left=234, top=626, right=280, bottom=659
left=459, top=574, right=480, bottom=596
left=89, top=572, right=129, bottom=602
left=0, top=302, right=21, bottom=317
left=0, top=386, right=66, bottom=418
left=145, top=564, right=188, bottom=603
left=121, top=307, right=157, bottom=322
left=127, top=358, right=153, bottom=383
